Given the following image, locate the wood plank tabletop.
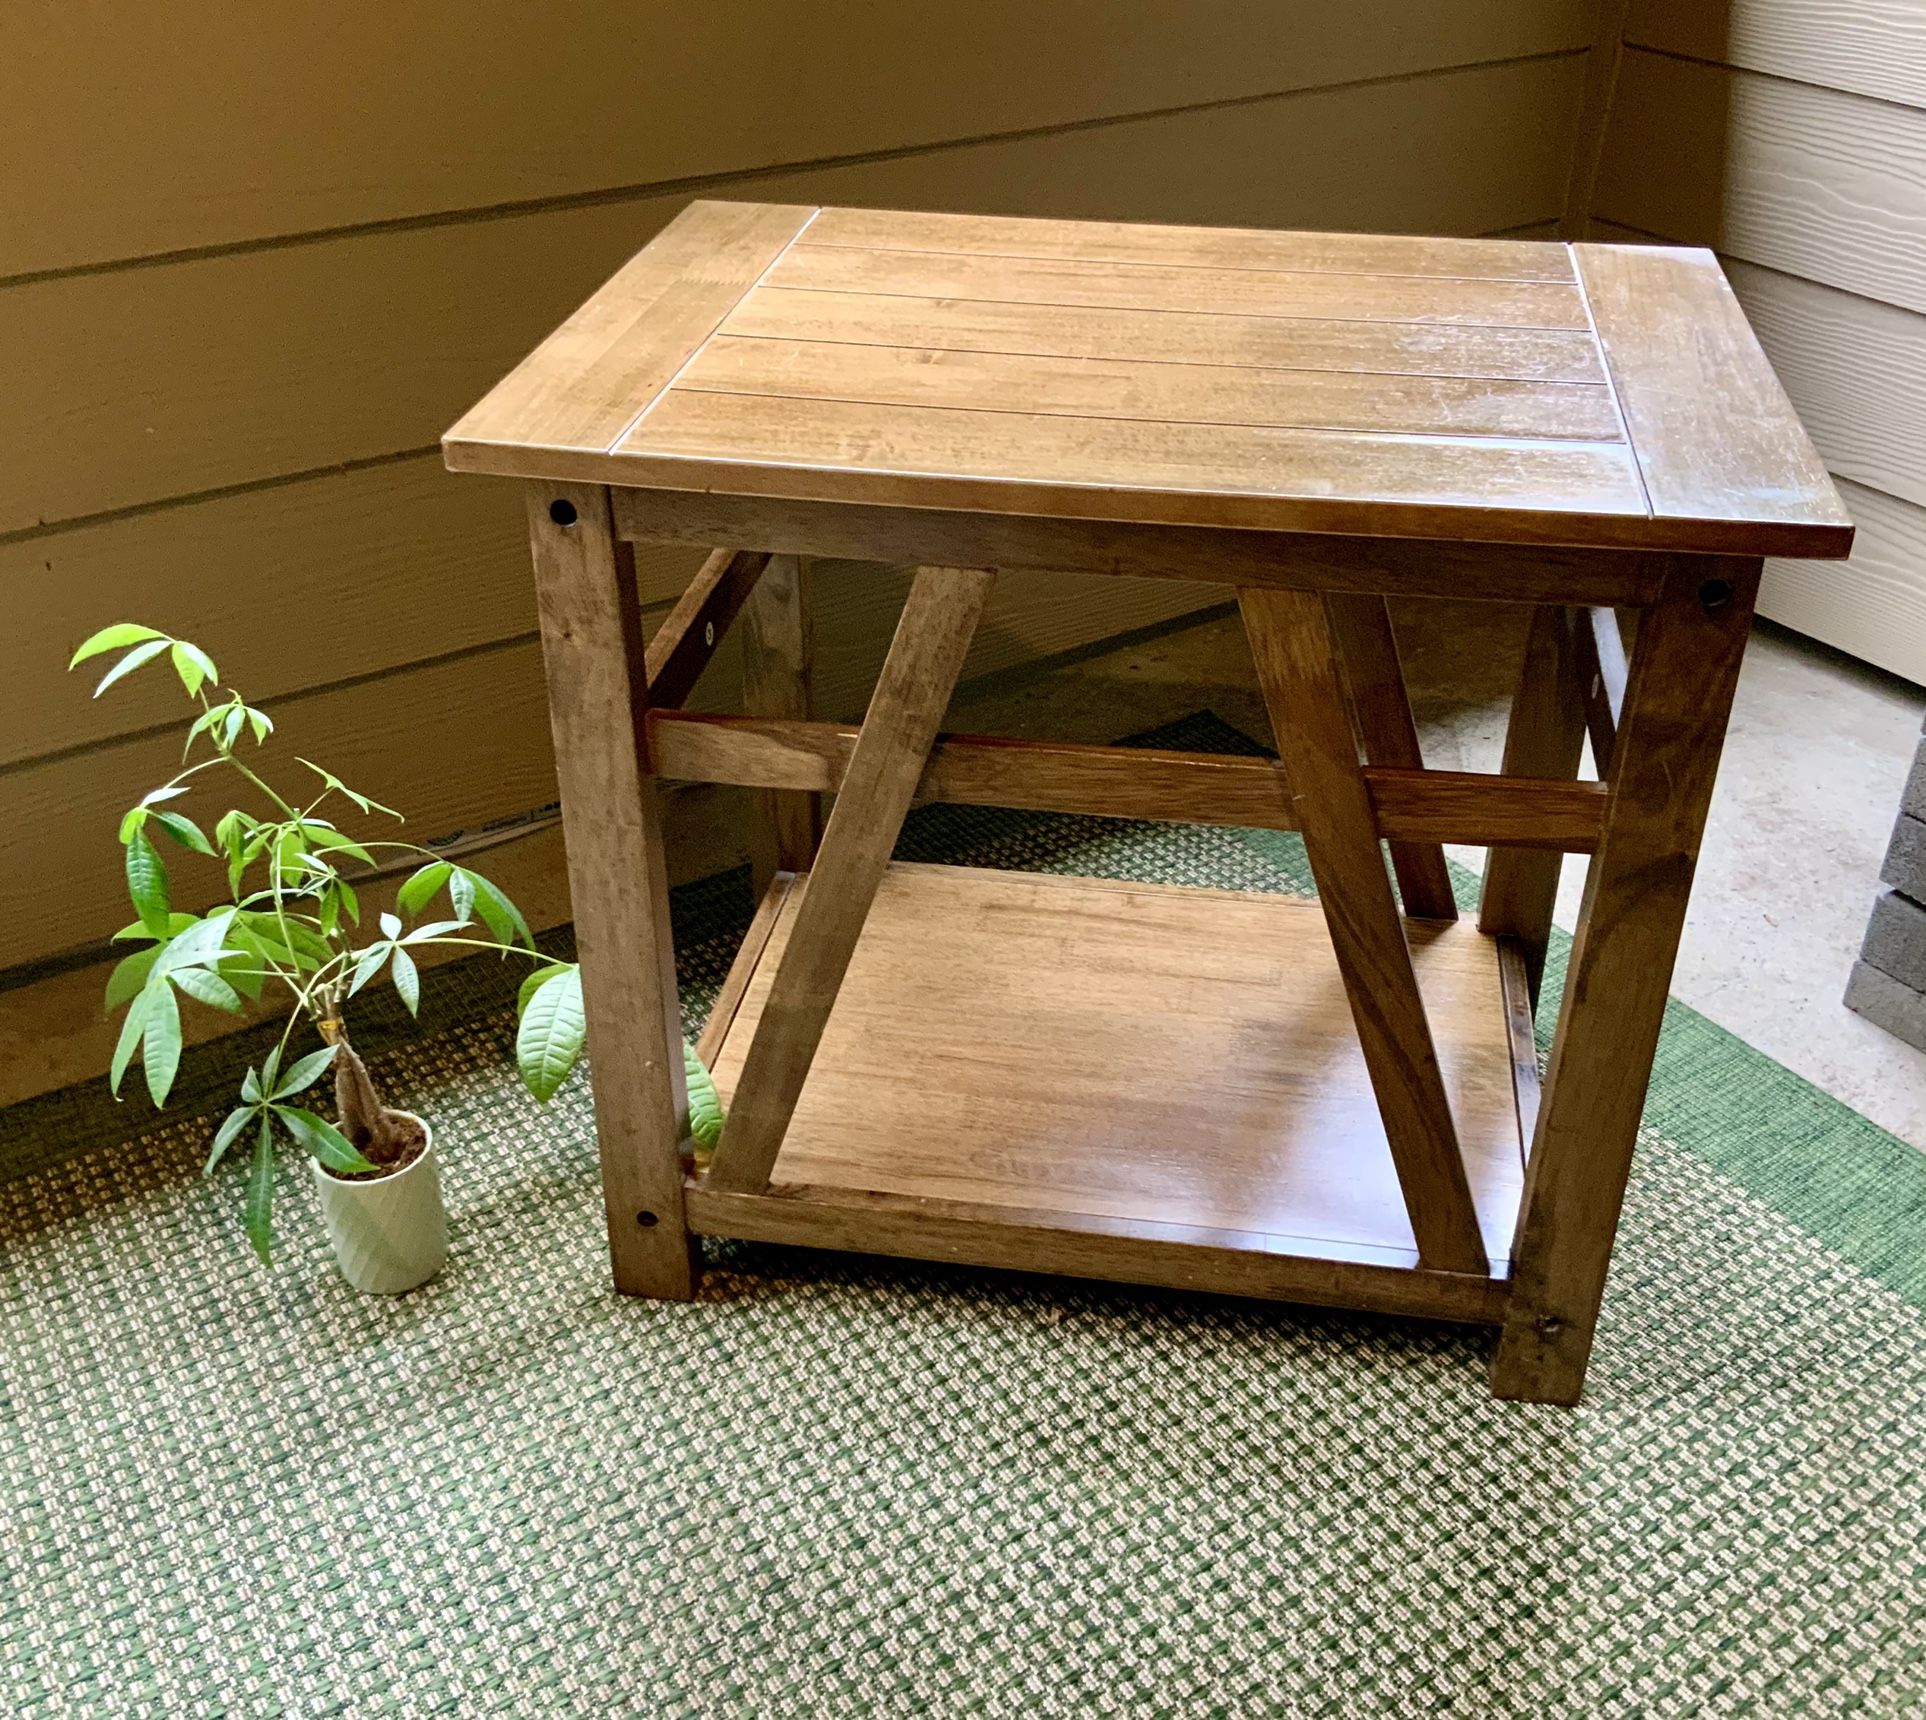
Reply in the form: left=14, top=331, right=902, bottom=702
left=446, top=201, right=1853, bottom=558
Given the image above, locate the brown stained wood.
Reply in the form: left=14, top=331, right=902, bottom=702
left=645, top=712, right=1611, bottom=851
left=1239, top=587, right=1487, bottom=1275
left=1574, top=604, right=1628, bottom=774
left=705, top=566, right=995, bottom=1194
left=1492, top=558, right=1761, bottom=1405
left=704, top=863, right=1526, bottom=1274
left=765, top=242, right=1592, bottom=327
left=695, top=871, right=796, bottom=1071
left=805, top=206, right=1580, bottom=282
left=681, top=334, right=1627, bottom=442
left=1479, top=604, right=1591, bottom=1000
left=524, top=482, right=694, bottom=1299
left=448, top=203, right=1854, bottom=558
left=1572, top=243, right=1854, bottom=552
left=739, top=554, right=823, bottom=890
left=642, top=548, right=771, bottom=709
left=1326, top=594, right=1458, bottom=920
left=447, top=200, right=817, bottom=460
left=613, top=489, right=1666, bottom=606
left=686, top=1185, right=1510, bottom=1326
left=1495, top=938, right=1542, bottom=1170
left=723, top=290, right=1611, bottom=383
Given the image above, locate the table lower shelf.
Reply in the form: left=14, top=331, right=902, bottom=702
left=690, top=862, right=1533, bottom=1324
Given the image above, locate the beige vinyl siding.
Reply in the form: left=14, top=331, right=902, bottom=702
left=1589, top=28, right=1926, bottom=682
left=0, top=15, right=1592, bottom=976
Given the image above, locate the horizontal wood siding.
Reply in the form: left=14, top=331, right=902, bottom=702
left=1590, top=38, right=1926, bottom=679
left=2, top=16, right=1592, bottom=975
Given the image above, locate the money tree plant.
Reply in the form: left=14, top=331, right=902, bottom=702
left=70, top=623, right=722, bottom=1263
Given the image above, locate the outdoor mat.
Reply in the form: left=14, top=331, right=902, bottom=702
left=2, top=713, right=1922, bottom=1718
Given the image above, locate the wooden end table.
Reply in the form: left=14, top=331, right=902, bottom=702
left=445, top=201, right=1850, bottom=1405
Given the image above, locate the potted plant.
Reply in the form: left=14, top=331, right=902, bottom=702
left=70, top=623, right=723, bottom=1292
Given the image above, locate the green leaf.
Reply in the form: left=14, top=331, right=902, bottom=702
left=94, top=638, right=171, bottom=697
left=397, top=861, right=452, bottom=918
left=517, top=962, right=571, bottom=1016
left=169, top=965, right=243, bottom=1014
left=109, top=987, right=154, bottom=1097
left=205, top=1105, right=254, bottom=1174
left=390, top=945, right=420, bottom=1016
left=125, top=828, right=171, bottom=937
left=448, top=868, right=476, bottom=927
left=348, top=942, right=390, bottom=997
left=117, top=805, right=149, bottom=845
left=218, top=948, right=265, bottom=1001
left=150, top=810, right=216, bottom=856
left=303, top=825, right=374, bottom=869
left=104, top=945, right=160, bottom=1011
left=277, top=1106, right=377, bottom=1176
left=220, top=705, right=246, bottom=748
left=247, top=708, right=273, bottom=746
left=516, top=964, right=585, bottom=1101
left=112, top=911, right=196, bottom=944
left=295, top=758, right=395, bottom=817
left=272, top=1044, right=337, bottom=1100
left=400, top=918, right=466, bottom=946
left=141, top=980, right=183, bottom=1106
left=244, top=1120, right=276, bottom=1265
left=685, top=1039, right=725, bottom=1152
left=334, top=879, right=360, bottom=926
left=260, top=1043, right=283, bottom=1099
left=140, top=785, right=189, bottom=807
left=169, top=641, right=218, bottom=699
left=464, top=870, right=533, bottom=950
left=240, top=1063, right=265, bottom=1104
left=69, top=622, right=164, bottom=669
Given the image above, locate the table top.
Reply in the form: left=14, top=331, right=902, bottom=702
left=445, top=201, right=1852, bottom=559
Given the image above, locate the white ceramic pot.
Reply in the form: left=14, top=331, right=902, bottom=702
left=309, top=1113, right=446, bottom=1294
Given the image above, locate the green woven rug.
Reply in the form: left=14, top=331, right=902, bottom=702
left=3, top=714, right=1922, bottom=1718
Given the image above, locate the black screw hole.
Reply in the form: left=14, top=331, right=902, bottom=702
left=549, top=498, right=579, bottom=528
left=636, top=1209, right=659, bottom=1228
left=1698, top=578, right=1732, bottom=612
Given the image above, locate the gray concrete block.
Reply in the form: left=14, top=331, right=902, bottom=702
left=1905, top=737, right=1926, bottom=822
left=1844, top=960, right=1926, bottom=1053
left=1862, top=889, right=1926, bottom=988
left=1883, top=814, right=1926, bottom=900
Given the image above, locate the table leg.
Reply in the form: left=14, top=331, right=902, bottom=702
left=1326, top=594, right=1458, bottom=921
left=1240, top=587, right=1487, bottom=1276
left=706, top=566, right=996, bottom=1195
left=741, top=553, right=822, bottom=893
left=526, top=482, right=695, bottom=1299
left=1479, top=604, right=1589, bottom=1004
left=1492, top=557, right=1759, bottom=1404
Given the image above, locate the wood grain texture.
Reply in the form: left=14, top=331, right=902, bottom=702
left=1326, top=594, right=1459, bottom=920
left=740, top=555, right=823, bottom=889
left=1625, top=0, right=1926, bottom=113
left=1761, top=479, right=1926, bottom=683
left=1724, top=261, right=1926, bottom=513
left=686, top=1184, right=1509, bottom=1325
left=1240, top=587, right=1487, bottom=1275
left=1575, top=605, right=1628, bottom=773
left=524, top=482, right=694, bottom=1298
left=1478, top=604, right=1589, bottom=1000
left=1, top=3, right=1594, bottom=277
left=1573, top=242, right=1852, bottom=550
left=1594, top=53, right=1926, bottom=318
left=681, top=334, right=1626, bottom=441
left=1493, top=558, right=1759, bottom=1404
left=645, top=712, right=1611, bottom=850
left=614, top=488, right=1669, bottom=605
left=706, top=568, right=994, bottom=1194
left=704, top=863, right=1527, bottom=1272
left=642, top=548, right=772, bottom=710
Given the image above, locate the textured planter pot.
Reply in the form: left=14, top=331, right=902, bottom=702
left=310, top=1114, right=446, bottom=1294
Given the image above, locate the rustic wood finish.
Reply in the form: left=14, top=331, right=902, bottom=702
left=644, top=712, right=1611, bottom=851
left=1326, top=594, right=1459, bottom=920
left=452, top=204, right=1851, bottom=1405
left=1479, top=604, right=1591, bottom=1000
left=524, top=483, right=695, bottom=1299
left=705, top=567, right=995, bottom=1194
left=1240, top=587, right=1487, bottom=1276
left=1492, top=558, right=1761, bottom=1404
